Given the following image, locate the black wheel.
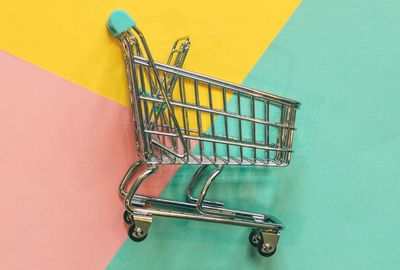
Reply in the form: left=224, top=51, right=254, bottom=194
left=123, top=210, right=133, bottom=224
left=257, top=240, right=277, bottom=257
left=249, top=229, right=262, bottom=247
left=128, top=222, right=148, bottom=242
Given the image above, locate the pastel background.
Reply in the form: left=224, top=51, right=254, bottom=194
left=1, top=0, right=400, bottom=269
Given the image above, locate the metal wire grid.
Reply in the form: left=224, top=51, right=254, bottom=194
left=118, top=30, right=299, bottom=166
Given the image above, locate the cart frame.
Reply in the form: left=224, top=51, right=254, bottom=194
left=107, top=10, right=300, bottom=257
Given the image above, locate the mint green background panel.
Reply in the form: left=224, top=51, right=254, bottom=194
left=107, top=0, right=400, bottom=269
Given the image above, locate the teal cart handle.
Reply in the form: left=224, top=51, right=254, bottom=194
left=107, top=9, right=136, bottom=36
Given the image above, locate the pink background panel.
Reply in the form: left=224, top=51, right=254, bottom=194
left=0, top=51, right=179, bottom=269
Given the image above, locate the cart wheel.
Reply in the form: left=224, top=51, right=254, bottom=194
left=249, top=229, right=262, bottom=247
left=128, top=222, right=148, bottom=242
left=257, top=240, right=277, bottom=257
left=123, top=210, right=133, bottom=224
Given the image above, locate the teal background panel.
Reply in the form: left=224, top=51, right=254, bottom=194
left=107, top=0, right=400, bottom=269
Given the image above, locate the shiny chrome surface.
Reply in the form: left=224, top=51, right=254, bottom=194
left=110, top=21, right=300, bottom=257
left=117, top=27, right=299, bottom=166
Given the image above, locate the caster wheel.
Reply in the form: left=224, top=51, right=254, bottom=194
left=123, top=210, right=133, bottom=224
left=249, top=229, right=262, bottom=247
left=128, top=222, right=148, bottom=242
left=257, top=241, right=277, bottom=257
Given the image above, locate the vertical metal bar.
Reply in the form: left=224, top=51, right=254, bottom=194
left=179, top=77, right=191, bottom=162
left=194, top=80, right=203, bottom=162
left=208, top=84, right=217, bottom=162
left=155, top=69, right=165, bottom=160
left=286, top=107, right=296, bottom=164
left=144, top=62, right=157, bottom=122
left=162, top=70, right=169, bottom=162
left=138, top=63, right=150, bottom=125
left=237, top=93, right=243, bottom=162
left=265, top=100, right=270, bottom=162
left=222, top=88, right=229, bottom=162
left=281, top=105, right=290, bottom=163
left=169, top=74, right=178, bottom=159
left=251, top=96, right=256, bottom=164
left=276, top=104, right=284, bottom=163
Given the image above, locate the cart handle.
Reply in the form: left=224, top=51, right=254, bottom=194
left=107, top=9, right=136, bottom=37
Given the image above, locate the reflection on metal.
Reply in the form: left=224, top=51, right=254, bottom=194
left=107, top=10, right=300, bottom=257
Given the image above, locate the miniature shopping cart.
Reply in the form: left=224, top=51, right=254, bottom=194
left=107, top=10, right=300, bottom=257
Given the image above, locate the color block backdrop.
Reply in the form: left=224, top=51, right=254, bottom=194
left=1, top=0, right=400, bottom=269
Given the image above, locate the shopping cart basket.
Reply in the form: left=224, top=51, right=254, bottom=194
left=107, top=10, right=300, bottom=257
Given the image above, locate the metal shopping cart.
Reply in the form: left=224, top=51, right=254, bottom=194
left=107, top=10, right=300, bottom=257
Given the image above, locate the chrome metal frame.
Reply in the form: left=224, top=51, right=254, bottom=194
left=110, top=23, right=300, bottom=257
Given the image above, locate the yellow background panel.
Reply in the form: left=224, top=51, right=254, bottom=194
left=0, top=1, right=300, bottom=106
